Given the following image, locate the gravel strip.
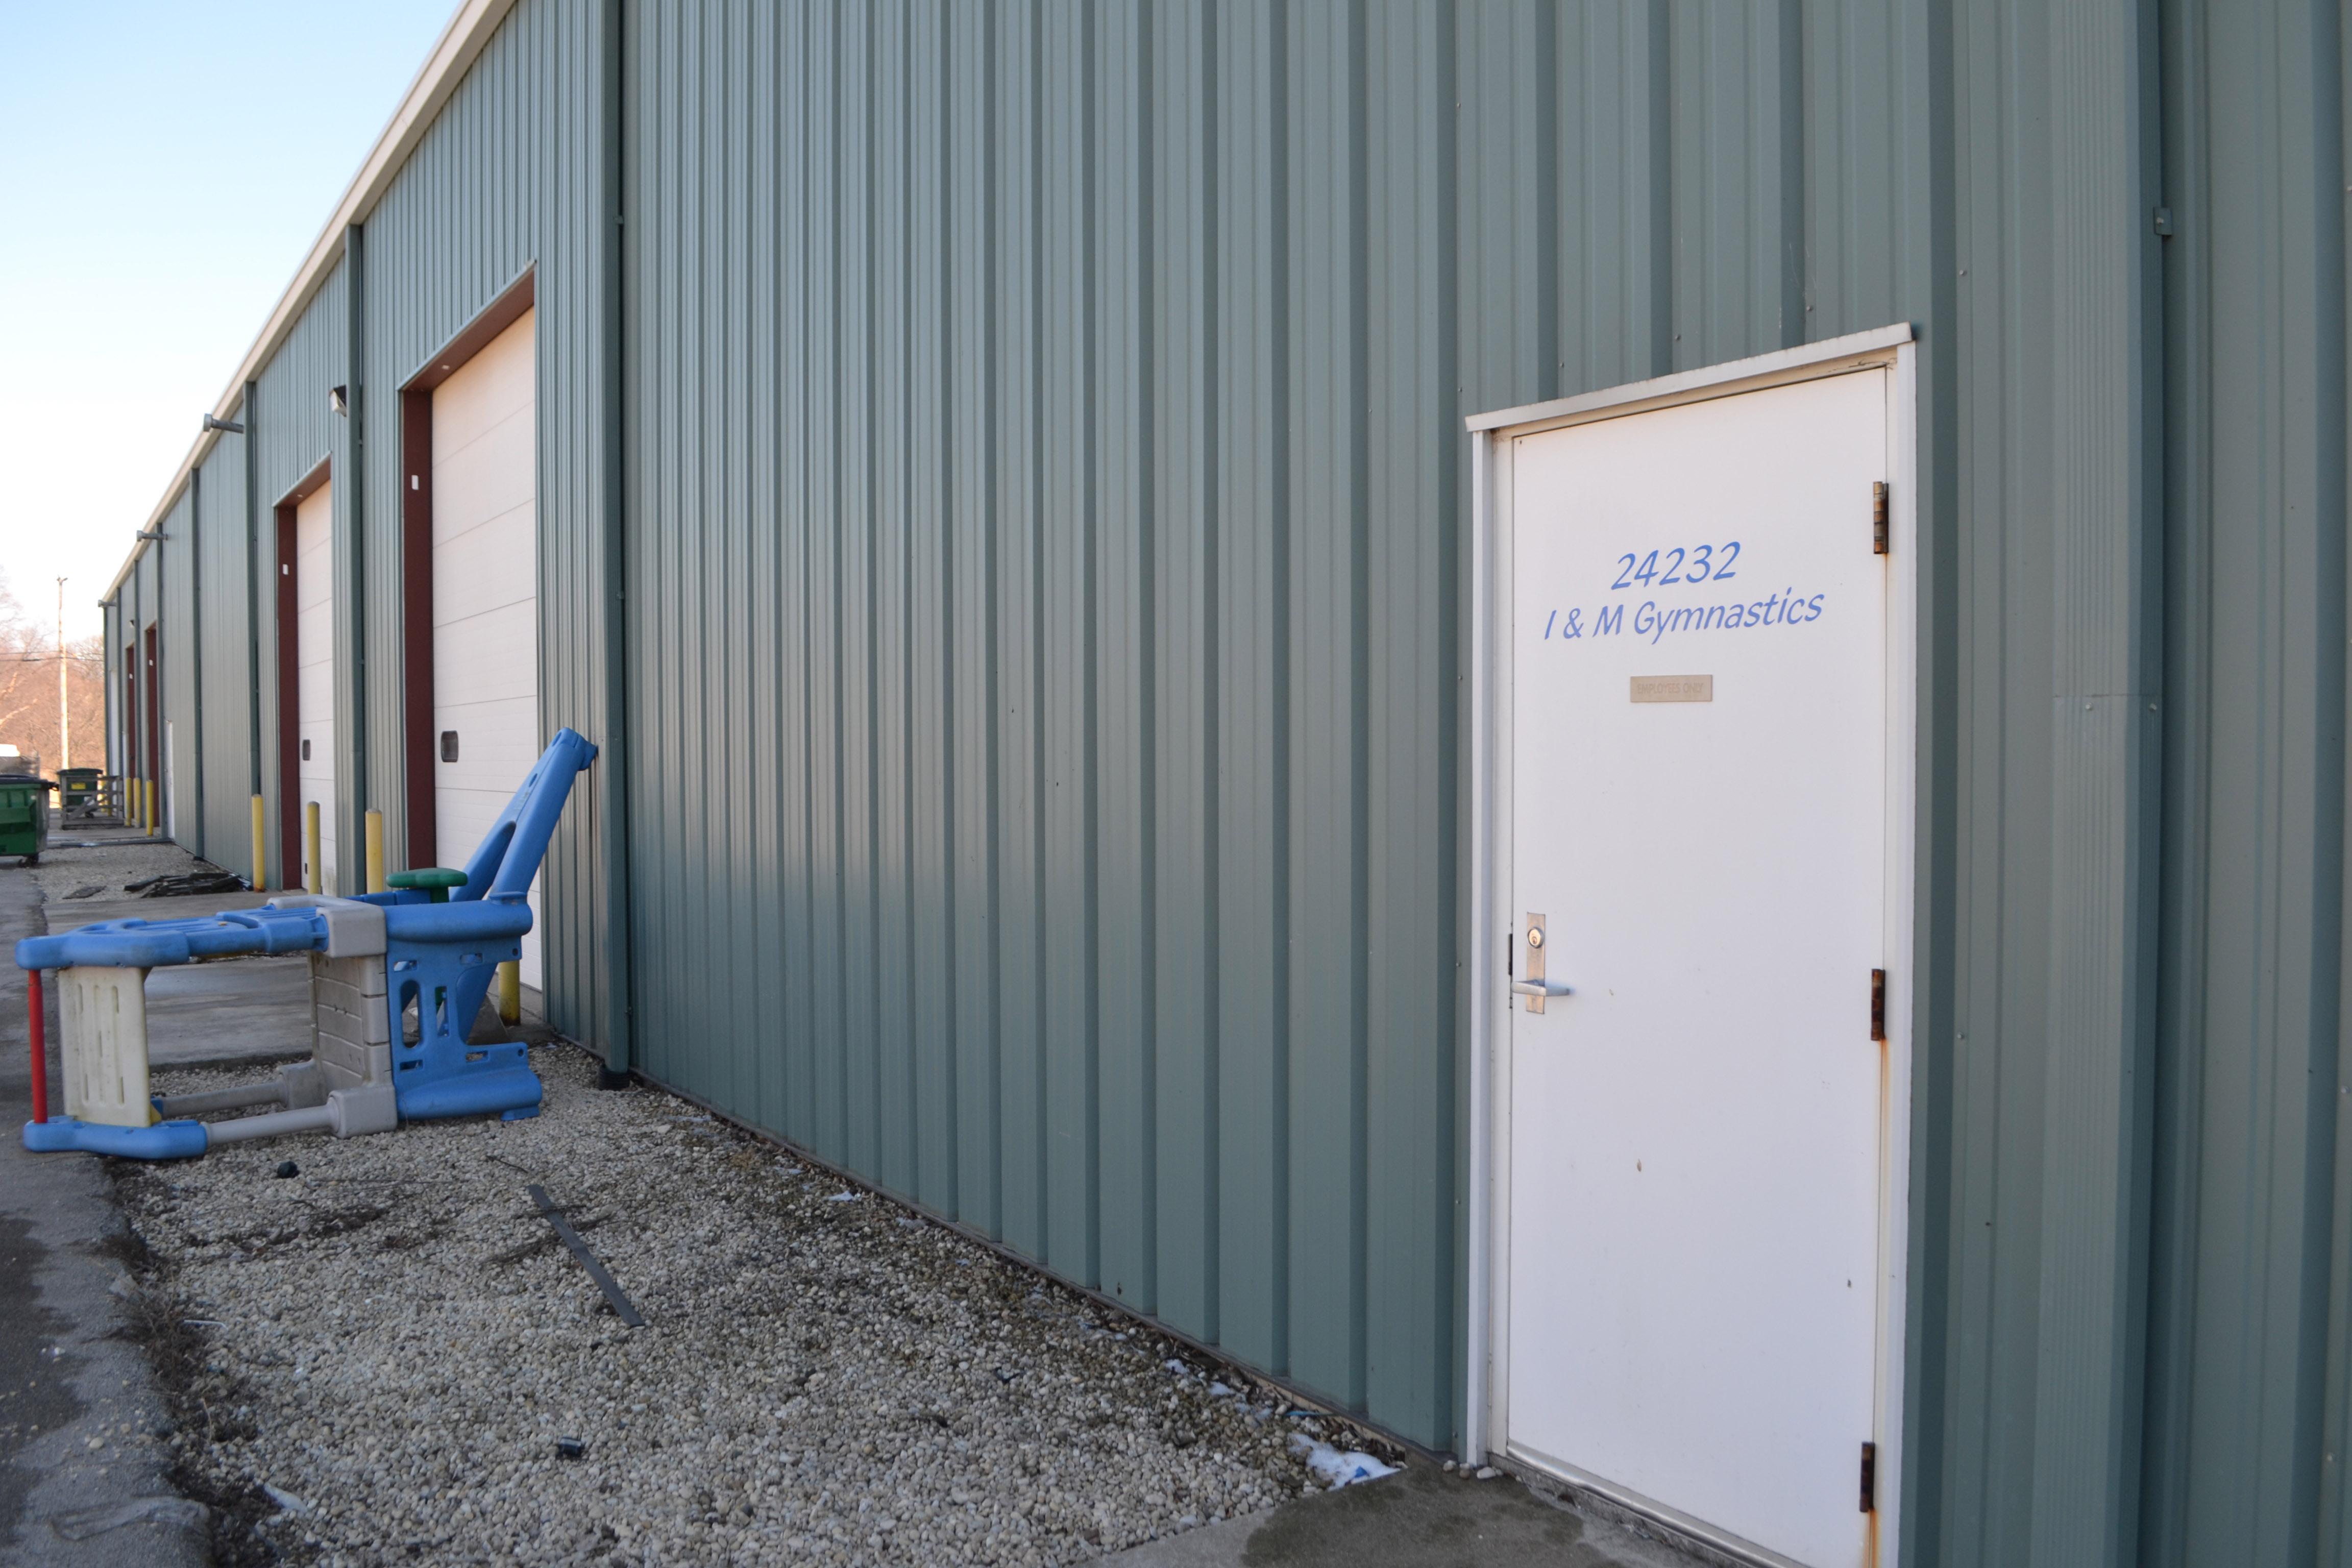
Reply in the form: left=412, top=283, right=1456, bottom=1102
left=112, top=1045, right=1379, bottom=1566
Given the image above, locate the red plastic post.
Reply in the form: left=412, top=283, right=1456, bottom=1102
left=27, top=968, right=46, bottom=1124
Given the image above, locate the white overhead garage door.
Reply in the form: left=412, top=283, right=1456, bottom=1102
left=431, top=308, right=541, bottom=991
left=295, top=480, right=337, bottom=894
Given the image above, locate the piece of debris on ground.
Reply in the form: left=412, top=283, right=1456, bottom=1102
left=122, top=869, right=250, bottom=898
left=111, top=1045, right=1393, bottom=1566
left=27, top=838, right=217, bottom=903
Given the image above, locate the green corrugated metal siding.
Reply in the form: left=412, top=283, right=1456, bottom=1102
left=156, top=489, right=194, bottom=844
left=190, top=423, right=256, bottom=874
left=354, top=0, right=609, bottom=1041
left=93, top=1, right=2352, bottom=1558
left=253, top=265, right=347, bottom=891
left=617, top=0, right=1476, bottom=1433
left=607, top=0, right=1917, bottom=1454
left=2144, top=4, right=2348, bottom=1564
left=101, top=602, right=119, bottom=778
left=131, top=535, right=158, bottom=805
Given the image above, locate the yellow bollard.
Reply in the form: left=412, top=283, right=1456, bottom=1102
left=364, top=809, right=386, bottom=894
left=304, top=801, right=322, bottom=894
left=497, top=961, right=522, bottom=1026
left=251, top=794, right=267, bottom=890
left=143, top=778, right=156, bottom=837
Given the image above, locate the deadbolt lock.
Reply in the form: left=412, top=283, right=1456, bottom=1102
left=1512, top=912, right=1571, bottom=1012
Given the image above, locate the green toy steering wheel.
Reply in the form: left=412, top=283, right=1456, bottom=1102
left=385, top=867, right=470, bottom=904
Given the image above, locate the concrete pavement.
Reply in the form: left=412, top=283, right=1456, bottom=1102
left=0, top=862, right=210, bottom=1567
left=41, top=879, right=311, bottom=1070
left=1092, top=1461, right=1713, bottom=1568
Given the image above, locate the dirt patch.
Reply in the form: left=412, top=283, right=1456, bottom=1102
left=106, top=1163, right=310, bottom=1565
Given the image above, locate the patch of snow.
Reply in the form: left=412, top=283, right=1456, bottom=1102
left=825, top=1191, right=858, bottom=1203
left=1288, top=1434, right=1398, bottom=1490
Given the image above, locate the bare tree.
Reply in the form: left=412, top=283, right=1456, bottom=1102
left=0, top=571, right=105, bottom=773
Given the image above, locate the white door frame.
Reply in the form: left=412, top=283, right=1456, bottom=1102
left=1462, top=323, right=1919, bottom=1568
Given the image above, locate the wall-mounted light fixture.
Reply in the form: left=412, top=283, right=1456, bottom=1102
left=202, top=413, right=245, bottom=434
left=136, top=530, right=168, bottom=542
left=329, top=385, right=349, bottom=416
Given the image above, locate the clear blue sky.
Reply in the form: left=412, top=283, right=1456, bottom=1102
left=0, top=1, right=456, bottom=641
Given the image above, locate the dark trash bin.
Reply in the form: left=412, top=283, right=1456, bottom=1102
left=0, top=775, right=50, bottom=866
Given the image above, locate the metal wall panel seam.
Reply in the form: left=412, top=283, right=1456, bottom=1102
left=1208, top=0, right=1291, bottom=1382
left=1092, top=0, right=1156, bottom=1317
left=244, top=379, right=263, bottom=876
left=1284, top=0, right=1367, bottom=1413
left=1891, top=0, right=1964, bottom=1552
left=949, top=0, right=1004, bottom=1238
left=343, top=222, right=369, bottom=883
left=747, top=0, right=785, bottom=1137
left=2140, top=1, right=2222, bottom=1560
left=2149, top=3, right=2350, bottom=1563
left=189, top=469, right=206, bottom=856
left=842, top=0, right=881, bottom=1184
left=2027, top=1, right=2166, bottom=1563
left=990, top=0, right=1043, bottom=1258
left=1038, top=0, right=1101, bottom=1285
left=908, top=0, right=958, bottom=1215
left=1148, top=0, right=1218, bottom=1352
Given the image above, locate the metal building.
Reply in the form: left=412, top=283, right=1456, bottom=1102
left=95, top=3, right=2347, bottom=1565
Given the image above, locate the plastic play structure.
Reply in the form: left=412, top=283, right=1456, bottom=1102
left=16, top=728, right=596, bottom=1160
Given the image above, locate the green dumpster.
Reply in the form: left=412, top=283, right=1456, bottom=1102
left=0, top=774, right=48, bottom=867
left=57, top=767, right=100, bottom=819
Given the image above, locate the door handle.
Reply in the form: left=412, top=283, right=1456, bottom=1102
left=1511, top=979, right=1573, bottom=998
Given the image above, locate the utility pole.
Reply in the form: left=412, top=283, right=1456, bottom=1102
left=55, top=577, right=68, bottom=771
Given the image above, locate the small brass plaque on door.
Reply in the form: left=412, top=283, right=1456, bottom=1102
left=1630, top=674, right=1713, bottom=703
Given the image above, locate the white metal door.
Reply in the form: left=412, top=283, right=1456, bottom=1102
left=295, top=480, right=337, bottom=894
left=430, top=309, right=540, bottom=989
left=1504, top=370, right=1889, bottom=1568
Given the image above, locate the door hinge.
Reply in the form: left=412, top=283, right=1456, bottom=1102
left=1870, top=969, right=1887, bottom=1041
left=1859, top=1440, right=1877, bottom=1512
left=1872, top=481, right=1890, bottom=554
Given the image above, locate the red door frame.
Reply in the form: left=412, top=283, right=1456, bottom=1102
left=122, top=643, right=138, bottom=793
left=400, top=385, right=436, bottom=870
left=142, top=623, right=160, bottom=820
left=274, top=458, right=331, bottom=889
left=274, top=500, right=301, bottom=886
left=398, top=265, right=536, bottom=874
